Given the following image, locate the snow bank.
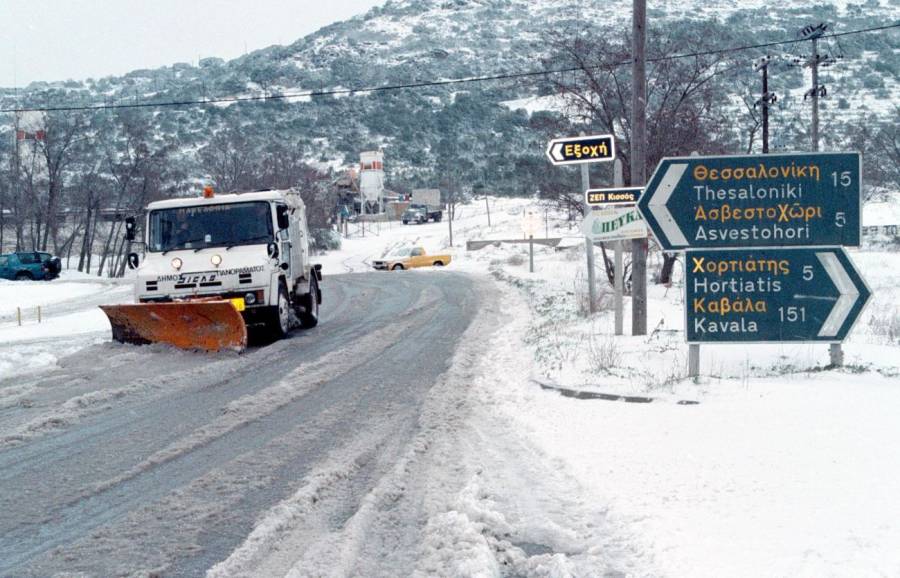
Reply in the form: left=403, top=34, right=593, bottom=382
left=310, top=196, right=900, bottom=575
left=0, top=277, right=130, bottom=380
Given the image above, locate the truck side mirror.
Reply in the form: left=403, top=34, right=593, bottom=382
left=127, top=252, right=140, bottom=269
left=124, top=216, right=136, bottom=241
left=276, top=205, right=290, bottom=230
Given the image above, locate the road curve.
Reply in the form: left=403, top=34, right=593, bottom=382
left=0, top=270, right=484, bottom=577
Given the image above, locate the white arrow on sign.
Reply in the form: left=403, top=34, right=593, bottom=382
left=816, top=251, right=860, bottom=338
left=647, top=162, right=689, bottom=247
left=549, top=142, right=565, bottom=163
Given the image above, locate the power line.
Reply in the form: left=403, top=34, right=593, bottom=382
left=2, top=22, right=897, bottom=114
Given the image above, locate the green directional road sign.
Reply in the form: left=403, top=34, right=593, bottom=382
left=638, top=152, right=861, bottom=250
left=546, top=134, right=615, bottom=165
left=685, top=248, right=870, bottom=343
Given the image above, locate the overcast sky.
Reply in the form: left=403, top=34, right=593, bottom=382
left=0, top=0, right=387, bottom=88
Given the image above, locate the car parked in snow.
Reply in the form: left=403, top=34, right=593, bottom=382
left=0, top=251, right=62, bottom=281
left=371, top=246, right=451, bottom=270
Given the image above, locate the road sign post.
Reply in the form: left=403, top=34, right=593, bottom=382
left=581, top=164, right=597, bottom=311
left=529, top=235, right=534, bottom=273
left=522, top=207, right=542, bottom=273
left=614, top=240, right=624, bottom=335
left=684, top=248, right=870, bottom=344
left=547, top=133, right=618, bottom=313
left=546, top=133, right=617, bottom=312
left=582, top=203, right=648, bottom=333
left=638, top=151, right=867, bottom=372
left=638, top=152, right=861, bottom=251
left=584, top=174, right=646, bottom=333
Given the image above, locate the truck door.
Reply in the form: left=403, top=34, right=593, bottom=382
left=275, top=204, right=293, bottom=284
left=410, top=247, right=426, bottom=268
left=290, top=218, right=304, bottom=280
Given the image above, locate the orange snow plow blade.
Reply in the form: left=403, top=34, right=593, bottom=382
left=100, top=301, right=248, bottom=352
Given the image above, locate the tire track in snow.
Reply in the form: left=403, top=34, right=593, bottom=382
left=207, top=275, right=499, bottom=577
left=0, top=273, right=463, bottom=576
left=91, top=284, right=441, bottom=495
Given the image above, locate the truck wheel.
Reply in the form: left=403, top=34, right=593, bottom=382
left=434, top=214, right=442, bottom=222
left=268, top=282, right=292, bottom=340
left=392, top=264, right=404, bottom=271
left=299, top=277, right=319, bottom=329
left=15, top=271, right=32, bottom=281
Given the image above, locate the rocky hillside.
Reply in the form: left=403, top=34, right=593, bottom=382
left=0, top=0, right=897, bottom=196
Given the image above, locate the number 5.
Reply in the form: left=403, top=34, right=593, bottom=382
left=835, top=212, right=846, bottom=228
left=803, top=266, right=813, bottom=281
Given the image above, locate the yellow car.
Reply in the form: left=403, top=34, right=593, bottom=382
left=372, top=246, right=452, bottom=270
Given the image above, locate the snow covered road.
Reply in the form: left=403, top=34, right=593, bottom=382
left=0, top=271, right=490, bottom=576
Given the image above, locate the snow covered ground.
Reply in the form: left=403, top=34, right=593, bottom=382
left=2, top=196, right=899, bottom=576
left=0, top=270, right=131, bottom=378
left=306, top=197, right=900, bottom=576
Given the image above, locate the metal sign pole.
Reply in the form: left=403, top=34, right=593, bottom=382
left=582, top=162, right=597, bottom=313
left=529, top=235, right=534, bottom=273
left=615, top=241, right=624, bottom=335
left=688, top=344, right=700, bottom=378
left=546, top=131, right=616, bottom=316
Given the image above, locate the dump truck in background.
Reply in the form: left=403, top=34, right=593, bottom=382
left=100, top=187, right=322, bottom=352
left=402, top=189, right=443, bottom=224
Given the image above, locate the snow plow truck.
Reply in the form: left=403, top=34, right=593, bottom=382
left=100, top=187, right=322, bottom=352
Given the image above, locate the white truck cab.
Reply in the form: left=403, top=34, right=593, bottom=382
left=128, top=188, right=321, bottom=338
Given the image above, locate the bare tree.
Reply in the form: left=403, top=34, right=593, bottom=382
left=33, top=112, right=88, bottom=251
left=96, top=112, right=174, bottom=277
left=540, top=21, right=738, bottom=283
left=199, top=126, right=257, bottom=192
left=845, top=108, right=900, bottom=200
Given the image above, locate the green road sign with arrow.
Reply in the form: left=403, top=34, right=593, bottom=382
left=638, top=152, right=861, bottom=250
left=685, top=247, right=870, bottom=343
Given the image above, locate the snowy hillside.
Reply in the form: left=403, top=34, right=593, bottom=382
left=0, top=0, right=896, bottom=195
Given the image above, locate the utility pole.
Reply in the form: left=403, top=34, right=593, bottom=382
left=630, top=0, right=648, bottom=335
left=800, top=22, right=843, bottom=367
left=810, top=36, right=822, bottom=152
left=799, top=23, right=835, bottom=152
left=13, top=112, right=21, bottom=251
left=753, top=56, right=778, bottom=153
left=485, top=196, right=491, bottom=228
left=613, top=158, right=625, bottom=336
left=447, top=177, right=454, bottom=247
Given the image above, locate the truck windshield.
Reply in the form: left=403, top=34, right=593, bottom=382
left=148, top=201, right=273, bottom=252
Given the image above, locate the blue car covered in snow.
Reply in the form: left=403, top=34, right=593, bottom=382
left=0, top=251, right=61, bottom=281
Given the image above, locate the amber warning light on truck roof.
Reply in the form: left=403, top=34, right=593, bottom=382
left=203, top=186, right=215, bottom=198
